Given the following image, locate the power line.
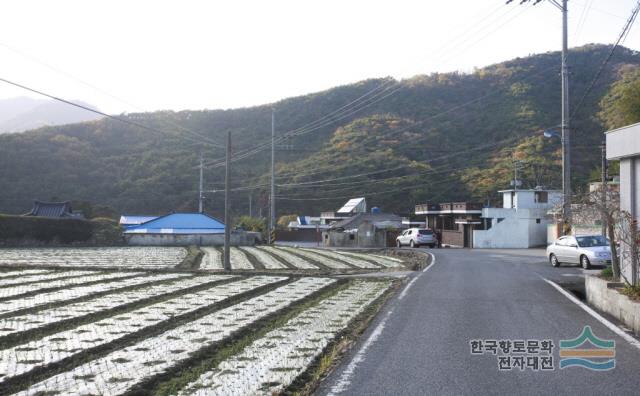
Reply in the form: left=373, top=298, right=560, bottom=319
left=571, top=0, right=640, bottom=118
left=0, top=77, right=225, bottom=149
left=202, top=2, right=538, bottom=169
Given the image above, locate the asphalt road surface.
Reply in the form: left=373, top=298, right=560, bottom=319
left=317, top=248, right=640, bottom=395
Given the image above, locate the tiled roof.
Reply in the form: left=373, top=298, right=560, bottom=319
left=25, top=201, right=78, bottom=218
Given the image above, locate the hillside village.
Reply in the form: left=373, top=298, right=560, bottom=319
left=2, top=1, right=640, bottom=395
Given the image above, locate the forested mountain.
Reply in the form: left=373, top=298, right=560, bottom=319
left=0, top=97, right=102, bottom=134
left=0, top=44, right=638, bottom=220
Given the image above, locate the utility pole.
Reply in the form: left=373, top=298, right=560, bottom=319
left=561, top=0, right=572, bottom=234
left=513, top=158, right=520, bottom=192
left=223, top=130, right=231, bottom=271
left=198, top=152, right=204, bottom=213
left=269, top=108, right=276, bottom=244
left=509, top=0, right=571, bottom=234
left=601, top=139, right=607, bottom=237
left=249, top=192, right=252, bottom=217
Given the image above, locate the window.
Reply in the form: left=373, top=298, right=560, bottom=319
left=536, top=219, right=541, bottom=224
left=534, top=191, right=548, bottom=203
left=349, top=234, right=355, bottom=240
left=577, top=235, right=608, bottom=247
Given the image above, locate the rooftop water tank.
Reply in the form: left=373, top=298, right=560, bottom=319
left=371, top=207, right=380, bottom=214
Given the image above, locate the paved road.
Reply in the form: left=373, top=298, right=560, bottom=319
left=317, top=248, right=640, bottom=395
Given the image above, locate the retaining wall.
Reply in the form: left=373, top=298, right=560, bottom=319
left=586, top=275, right=640, bottom=336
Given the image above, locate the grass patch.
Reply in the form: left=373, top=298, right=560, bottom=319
left=600, top=266, right=614, bottom=280
left=176, top=246, right=203, bottom=270
left=620, top=284, right=640, bottom=300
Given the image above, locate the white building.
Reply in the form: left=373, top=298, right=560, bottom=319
left=473, top=188, right=562, bottom=248
left=606, top=122, right=640, bottom=284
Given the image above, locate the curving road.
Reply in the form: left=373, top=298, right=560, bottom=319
left=317, top=248, right=640, bottom=395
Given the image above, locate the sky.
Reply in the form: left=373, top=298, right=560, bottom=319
left=0, top=0, right=638, bottom=114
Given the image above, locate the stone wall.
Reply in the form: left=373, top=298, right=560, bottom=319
left=442, top=230, right=463, bottom=247
left=125, top=231, right=260, bottom=247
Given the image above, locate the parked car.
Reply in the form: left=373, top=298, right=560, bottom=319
left=396, top=228, right=437, bottom=248
left=546, top=235, right=612, bottom=269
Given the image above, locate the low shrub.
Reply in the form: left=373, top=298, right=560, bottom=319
left=0, top=214, right=123, bottom=246
left=600, top=266, right=613, bottom=280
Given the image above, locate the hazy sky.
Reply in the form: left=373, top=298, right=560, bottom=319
left=0, top=0, right=638, bottom=114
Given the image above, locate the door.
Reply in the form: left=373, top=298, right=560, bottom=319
left=564, top=236, right=580, bottom=264
left=553, top=237, right=570, bottom=262
left=403, top=229, right=413, bottom=245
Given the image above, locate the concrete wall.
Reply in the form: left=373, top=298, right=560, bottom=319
left=323, top=231, right=357, bottom=248
left=125, top=232, right=259, bottom=246
left=587, top=276, right=640, bottom=336
left=277, top=229, right=322, bottom=242
left=474, top=208, right=552, bottom=248
left=502, top=190, right=562, bottom=210
left=323, top=222, right=394, bottom=248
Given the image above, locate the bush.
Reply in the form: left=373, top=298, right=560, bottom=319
left=235, top=216, right=266, bottom=233
left=0, top=214, right=123, bottom=246
left=600, top=266, right=613, bottom=280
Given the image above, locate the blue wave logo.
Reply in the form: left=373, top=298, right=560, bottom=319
left=559, top=326, right=615, bottom=371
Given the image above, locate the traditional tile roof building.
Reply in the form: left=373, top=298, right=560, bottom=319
left=24, top=200, right=84, bottom=218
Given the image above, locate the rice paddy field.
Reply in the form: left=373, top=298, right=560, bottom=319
left=0, top=246, right=407, bottom=395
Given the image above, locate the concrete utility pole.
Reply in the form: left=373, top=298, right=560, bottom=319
left=560, top=0, right=572, bottom=232
left=198, top=152, right=204, bottom=213
left=601, top=139, right=607, bottom=237
left=269, top=108, right=276, bottom=244
left=510, top=0, right=571, bottom=233
left=223, top=130, right=231, bottom=271
left=249, top=192, right=252, bottom=217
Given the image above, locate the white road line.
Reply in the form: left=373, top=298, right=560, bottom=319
left=543, top=278, right=640, bottom=350
left=327, top=252, right=437, bottom=394
left=398, top=277, right=419, bottom=300
left=423, top=252, right=436, bottom=272
left=326, top=308, right=394, bottom=396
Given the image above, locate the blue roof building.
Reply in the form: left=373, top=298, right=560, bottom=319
left=119, top=215, right=159, bottom=228
left=124, top=213, right=225, bottom=234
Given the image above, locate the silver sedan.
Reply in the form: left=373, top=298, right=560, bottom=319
left=546, top=235, right=612, bottom=269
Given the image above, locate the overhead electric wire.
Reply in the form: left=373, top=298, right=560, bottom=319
left=201, top=1, right=537, bottom=169
left=0, top=77, right=225, bottom=148
left=571, top=0, right=640, bottom=118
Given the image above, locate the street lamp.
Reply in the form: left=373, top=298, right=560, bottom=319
left=543, top=130, right=561, bottom=139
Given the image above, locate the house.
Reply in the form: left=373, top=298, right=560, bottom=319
left=123, top=213, right=258, bottom=246
left=278, top=198, right=365, bottom=243
left=415, top=202, right=483, bottom=247
left=24, top=200, right=84, bottom=219
left=119, top=215, right=159, bottom=228
left=322, top=212, right=402, bottom=248
left=473, top=188, right=562, bottom=248
left=336, top=197, right=367, bottom=216
left=588, top=176, right=620, bottom=193
left=606, top=122, right=640, bottom=284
